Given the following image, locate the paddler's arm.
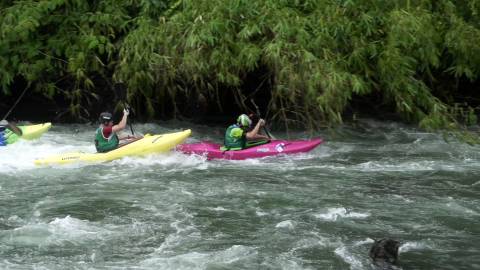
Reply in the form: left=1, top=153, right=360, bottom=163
left=246, top=119, right=269, bottom=140
left=112, top=109, right=129, bottom=133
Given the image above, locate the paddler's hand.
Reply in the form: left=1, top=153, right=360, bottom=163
left=123, top=108, right=129, bottom=116
left=258, top=119, right=266, bottom=127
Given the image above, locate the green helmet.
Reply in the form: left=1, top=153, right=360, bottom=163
left=237, top=114, right=252, bottom=127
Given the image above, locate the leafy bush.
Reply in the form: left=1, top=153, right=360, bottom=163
left=1, top=0, right=480, bottom=134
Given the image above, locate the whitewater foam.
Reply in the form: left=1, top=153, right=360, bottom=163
left=313, top=207, right=370, bottom=221
left=111, top=151, right=209, bottom=171
left=1, top=215, right=112, bottom=247
left=275, top=220, right=296, bottom=230
left=0, top=133, right=92, bottom=173
left=210, top=206, right=228, bottom=212
left=142, top=245, right=258, bottom=269
left=399, top=241, right=433, bottom=253
left=334, top=245, right=365, bottom=270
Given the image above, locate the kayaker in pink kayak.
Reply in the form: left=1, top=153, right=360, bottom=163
left=223, top=114, right=270, bottom=150
left=94, top=109, right=138, bottom=152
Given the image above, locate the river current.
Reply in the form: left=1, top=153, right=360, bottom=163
left=0, top=120, right=479, bottom=269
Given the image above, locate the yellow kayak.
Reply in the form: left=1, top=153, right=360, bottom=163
left=6, top=123, right=52, bottom=144
left=35, top=129, right=191, bottom=166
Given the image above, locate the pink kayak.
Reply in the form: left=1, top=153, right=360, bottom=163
left=176, top=138, right=323, bottom=160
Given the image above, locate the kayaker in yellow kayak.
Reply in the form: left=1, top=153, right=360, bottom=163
left=94, top=109, right=140, bottom=153
left=0, top=120, right=23, bottom=146
left=223, top=114, right=269, bottom=150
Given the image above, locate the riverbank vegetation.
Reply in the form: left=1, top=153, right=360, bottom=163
left=1, top=0, right=480, bottom=135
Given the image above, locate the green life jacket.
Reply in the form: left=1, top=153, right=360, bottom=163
left=95, top=127, right=119, bottom=153
left=223, top=124, right=247, bottom=150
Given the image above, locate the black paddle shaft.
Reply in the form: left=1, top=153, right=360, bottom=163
left=250, top=99, right=274, bottom=139
left=113, top=83, right=135, bottom=135
left=2, top=85, right=29, bottom=120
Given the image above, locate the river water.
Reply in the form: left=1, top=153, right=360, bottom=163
left=0, top=120, right=479, bottom=270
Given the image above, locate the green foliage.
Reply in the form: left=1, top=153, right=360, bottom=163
left=1, top=0, right=480, bottom=136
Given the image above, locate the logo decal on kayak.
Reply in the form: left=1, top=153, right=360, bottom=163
left=61, top=156, right=80, bottom=161
left=256, top=148, right=269, bottom=153
left=275, top=143, right=285, bottom=152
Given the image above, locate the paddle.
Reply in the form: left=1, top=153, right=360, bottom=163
left=2, top=85, right=28, bottom=120
left=113, top=82, right=135, bottom=136
left=1, top=85, right=27, bottom=137
left=250, top=98, right=276, bottom=140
